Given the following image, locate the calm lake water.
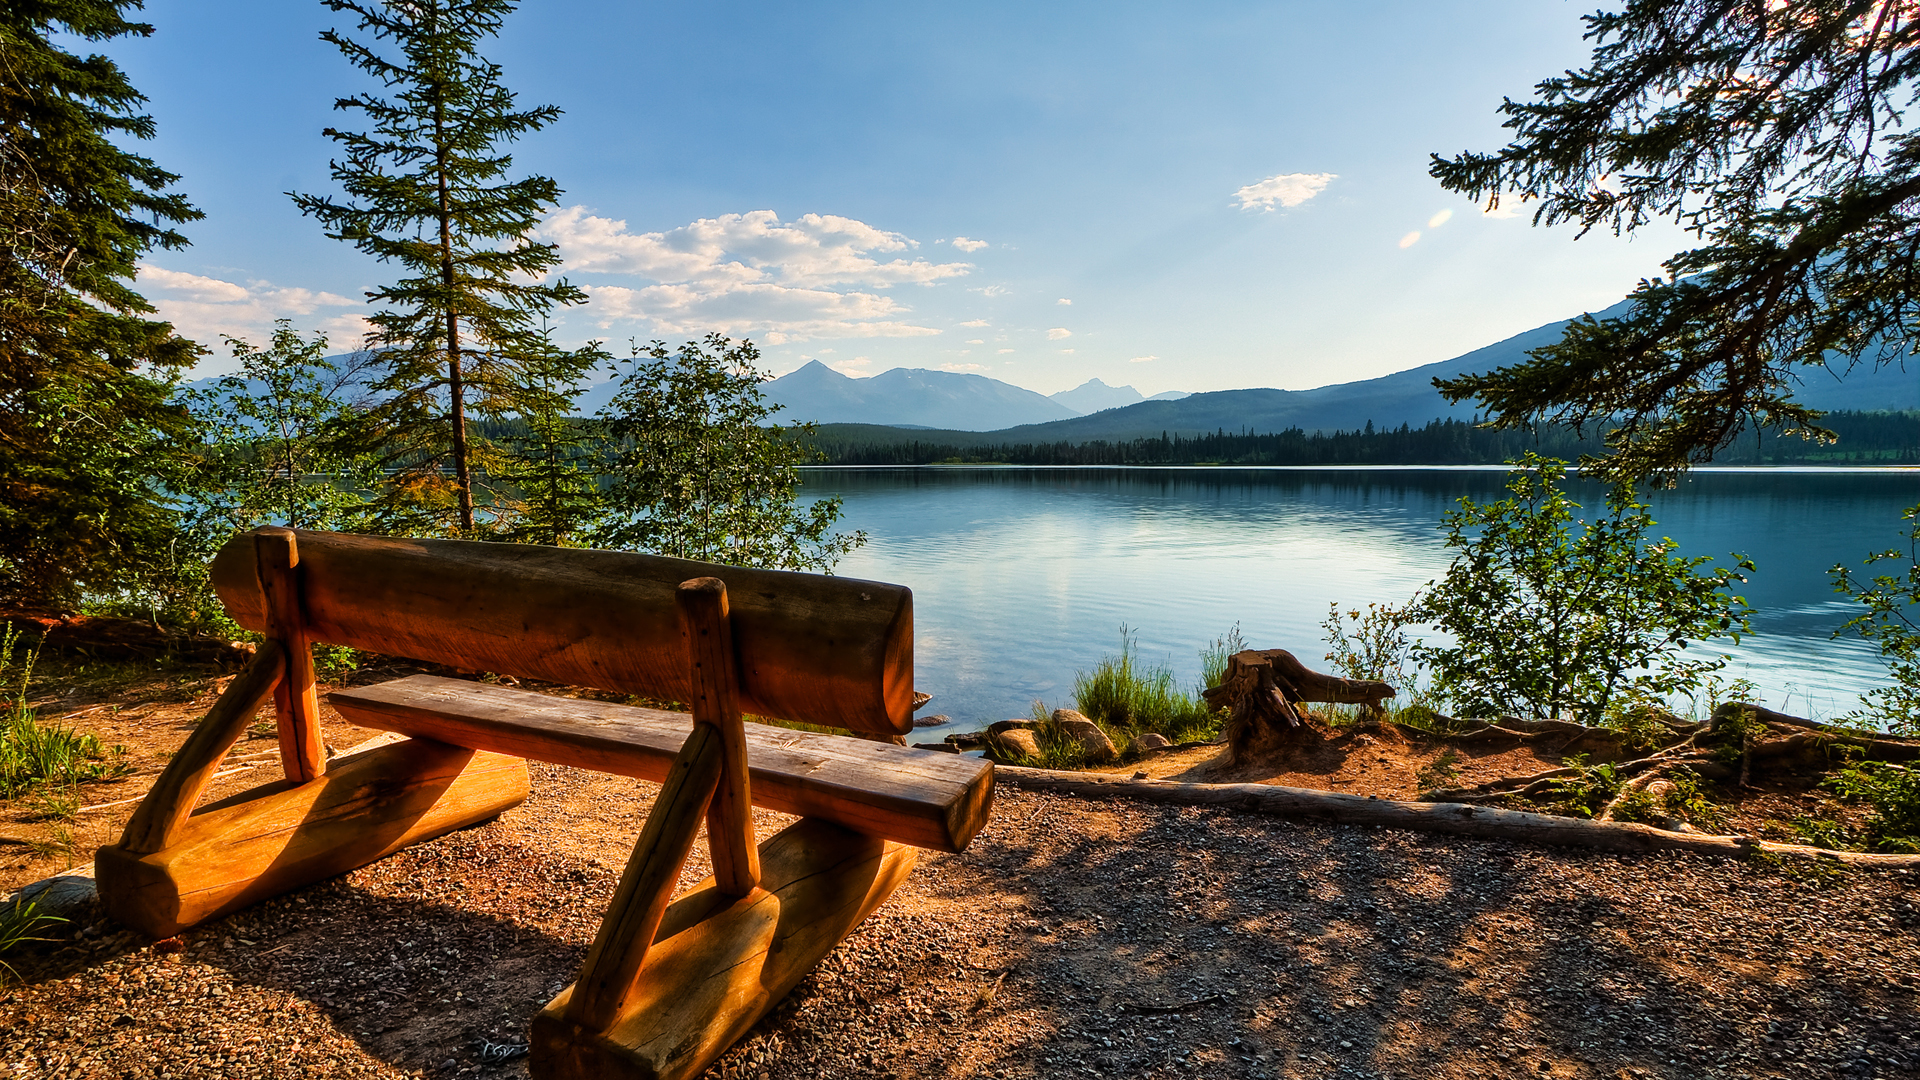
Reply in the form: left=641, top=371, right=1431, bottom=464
left=798, top=466, right=1920, bottom=735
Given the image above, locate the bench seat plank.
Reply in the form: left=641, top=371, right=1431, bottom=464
left=328, top=675, right=993, bottom=853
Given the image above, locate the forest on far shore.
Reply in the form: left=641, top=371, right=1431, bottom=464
left=798, top=410, right=1920, bottom=467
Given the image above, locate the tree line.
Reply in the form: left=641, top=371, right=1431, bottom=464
left=806, top=412, right=1920, bottom=467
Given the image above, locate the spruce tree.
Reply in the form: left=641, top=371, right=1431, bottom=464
left=292, top=0, right=590, bottom=534
left=1431, top=0, right=1920, bottom=480
left=0, top=0, right=202, bottom=609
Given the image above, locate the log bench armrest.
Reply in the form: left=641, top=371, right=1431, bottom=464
left=329, top=675, right=994, bottom=853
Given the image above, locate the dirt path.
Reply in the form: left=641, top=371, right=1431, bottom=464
left=7, top=758, right=1919, bottom=1080
left=5, top=664, right=1919, bottom=1079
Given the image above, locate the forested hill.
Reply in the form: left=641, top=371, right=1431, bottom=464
left=799, top=411, right=1920, bottom=467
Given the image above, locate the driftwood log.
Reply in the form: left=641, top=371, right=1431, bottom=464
left=995, top=767, right=1920, bottom=869
left=1200, top=649, right=1394, bottom=763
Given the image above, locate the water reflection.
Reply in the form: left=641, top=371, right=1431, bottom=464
left=801, top=466, right=1920, bottom=730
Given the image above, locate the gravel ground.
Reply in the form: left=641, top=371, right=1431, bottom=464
left=5, top=760, right=1920, bottom=1080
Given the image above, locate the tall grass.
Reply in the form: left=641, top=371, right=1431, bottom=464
left=0, top=625, right=129, bottom=799
left=0, top=898, right=64, bottom=983
left=1071, top=626, right=1223, bottom=746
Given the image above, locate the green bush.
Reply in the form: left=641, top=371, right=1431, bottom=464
left=1833, top=503, right=1920, bottom=734
left=1544, top=754, right=1624, bottom=817
left=1824, top=762, right=1920, bottom=853
left=1411, top=454, right=1753, bottom=725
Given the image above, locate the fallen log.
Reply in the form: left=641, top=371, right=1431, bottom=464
left=993, top=767, right=1920, bottom=869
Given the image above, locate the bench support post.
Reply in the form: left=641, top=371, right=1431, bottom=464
left=256, top=527, right=325, bottom=783
left=678, top=578, right=759, bottom=897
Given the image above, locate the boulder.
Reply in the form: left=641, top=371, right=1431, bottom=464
left=912, top=713, right=951, bottom=729
left=944, top=731, right=987, bottom=751
left=1051, top=709, right=1117, bottom=764
left=988, top=718, right=1036, bottom=734
left=988, top=727, right=1042, bottom=762
left=4, top=865, right=98, bottom=926
left=1128, top=732, right=1173, bottom=756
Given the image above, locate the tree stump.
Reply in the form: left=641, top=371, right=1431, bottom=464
left=1201, top=649, right=1395, bottom=764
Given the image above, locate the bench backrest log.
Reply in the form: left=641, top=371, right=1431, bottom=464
left=210, top=528, right=916, bottom=736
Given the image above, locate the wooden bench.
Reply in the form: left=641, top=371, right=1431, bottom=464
left=94, top=527, right=994, bottom=1080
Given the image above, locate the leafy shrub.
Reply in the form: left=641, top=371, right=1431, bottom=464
left=1544, top=754, right=1624, bottom=817
left=1072, top=627, right=1221, bottom=745
left=1411, top=454, right=1753, bottom=725
left=1833, top=503, right=1920, bottom=734
left=1321, top=600, right=1427, bottom=708
left=1609, top=768, right=1728, bottom=832
left=1824, top=762, right=1920, bottom=852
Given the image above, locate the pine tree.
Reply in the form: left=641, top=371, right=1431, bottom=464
left=292, top=0, right=591, bottom=535
left=1431, top=0, right=1920, bottom=480
left=0, top=0, right=203, bottom=609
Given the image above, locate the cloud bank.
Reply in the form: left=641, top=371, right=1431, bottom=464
left=539, top=207, right=974, bottom=344
left=135, top=264, right=364, bottom=354
left=1233, top=171, right=1336, bottom=211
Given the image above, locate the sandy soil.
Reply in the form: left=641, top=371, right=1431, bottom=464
left=4, top=662, right=1917, bottom=1079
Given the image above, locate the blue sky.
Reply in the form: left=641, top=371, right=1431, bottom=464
left=113, top=0, right=1691, bottom=394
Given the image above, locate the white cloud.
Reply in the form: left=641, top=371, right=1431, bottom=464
left=1046, top=327, right=1072, bottom=340
left=1130, top=355, right=1158, bottom=363
left=136, top=264, right=363, bottom=356
left=1233, top=171, right=1336, bottom=211
left=958, top=319, right=989, bottom=327
left=1399, top=231, right=1421, bottom=249
left=942, top=362, right=989, bottom=371
left=965, top=339, right=984, bottom=344
left=950, top=237, right=988, bottom=253
left=1056, top=298, right=1071, bottom=306
left=1427, top=208, right=1453, bottom=229
left=539, top=206, right=973, bottom=343
left=997, top=348, right=1015, bottom=354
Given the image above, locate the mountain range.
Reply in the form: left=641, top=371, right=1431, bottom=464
left=773, top=298, right=1918, bottom=440
left=185, top=298, right=1918, bottom=437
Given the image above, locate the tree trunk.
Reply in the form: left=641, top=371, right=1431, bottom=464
left=1200, top=649, right=1394, bottom=763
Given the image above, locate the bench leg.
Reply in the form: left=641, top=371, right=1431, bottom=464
left=96, top=736, right=528, bottom=938
left=531, top=816, right=916, bottom=1080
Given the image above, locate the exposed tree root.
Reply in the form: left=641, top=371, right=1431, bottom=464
left=995, top=766, right=1920, bottom=869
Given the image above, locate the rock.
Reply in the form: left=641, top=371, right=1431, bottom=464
left=988, top=718, right=1036, bottom=734
left=945, top=731, right=987, bottom=750
left=3, top=865, right=99, bottom=927
left=1128, top=732, right=1173, bottom=756
left=913, top=741, right=960, bottom=753
left=913, top=713, right=951, bottom=729
left=988, top=728, right=1042, bottom=762
left=1051, top=709, right=1117, bottom=763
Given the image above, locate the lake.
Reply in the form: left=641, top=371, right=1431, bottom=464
left=798, top=466, right=1920, bottom=736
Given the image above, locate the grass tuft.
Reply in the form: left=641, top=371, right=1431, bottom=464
left=1071, top=626, right=1222, bottom=748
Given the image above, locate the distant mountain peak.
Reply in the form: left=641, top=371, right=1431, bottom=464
left=762, top=363, right=1077, bottom=430
left=1050, top=378, right=1146, bottom=416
